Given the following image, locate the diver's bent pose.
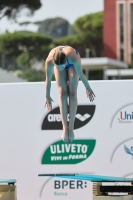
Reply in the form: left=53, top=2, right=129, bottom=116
left=45, top=45, right=95, bottom=143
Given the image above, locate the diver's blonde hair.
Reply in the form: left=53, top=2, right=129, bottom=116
left=53, top=47, right=66, bottom=65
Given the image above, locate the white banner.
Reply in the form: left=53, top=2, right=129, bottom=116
left=0, top=80, right=133, bottom=200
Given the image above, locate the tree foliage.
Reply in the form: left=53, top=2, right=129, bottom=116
left=0, top=11, right=104, bottom=81
left=0, top=32, right=53, bottom=66
left=35, top=17, right=70, bottom=40
left=0, top=0, right=41, bottom=19
left=55, top=35, right=88, bottom=57
left=74, top=12, right=103, bottom=34
left=73, top=11, right=103, bottom=57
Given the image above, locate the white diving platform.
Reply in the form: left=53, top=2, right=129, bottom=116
left=38, top=174, right=133, bottom=198
left=38, top=174, right=133, bottom=183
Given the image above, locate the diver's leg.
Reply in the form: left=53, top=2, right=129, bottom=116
left=68, top=66, right=79, bottom=142
left=54, top=66, right=69, bottom=143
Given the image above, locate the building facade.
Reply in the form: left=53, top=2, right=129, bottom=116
left=103, top=0, right=133, bottom=64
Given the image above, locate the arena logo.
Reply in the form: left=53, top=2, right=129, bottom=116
left=110, top=103, right=133, bottom=127
left=41, top=105, right=96, bottom=130
left=41, top=139, right=96, bottom=165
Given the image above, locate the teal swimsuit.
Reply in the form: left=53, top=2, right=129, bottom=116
left=60, top=46, right=78, bottom=69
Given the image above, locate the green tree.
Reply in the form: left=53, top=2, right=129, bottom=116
left=55, top=35, right=87, bottom=57
left=55, top=12, right=103, bottom=57
left=35, top=17, right=70, bottom=40
left=73, top=11, right=103, bottom=57
left=0, top=32, right=53, bottom=66
left=23, top=68, right=45, bottom=82
left=67, top=25, right=77, bottom=35
left=0, top=0, right=41, bottom=19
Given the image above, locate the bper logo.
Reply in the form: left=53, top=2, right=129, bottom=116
left=41, top=105, right=96, bottom=130
left=54, top=180, right=87, bottom=189
left=39, top=178, right=89, bottom=198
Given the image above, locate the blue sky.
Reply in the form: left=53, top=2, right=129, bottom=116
left=0, top=0, right=103, bottom=33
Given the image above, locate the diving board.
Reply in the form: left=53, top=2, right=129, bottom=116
left=38, top=174, right=133, bottom=183
left=38, top=174, right=133, bottom=196
left=0, top=179, right=16, bottom=185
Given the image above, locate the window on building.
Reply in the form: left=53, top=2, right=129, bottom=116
left=120, top=48, right=124, bottom=61
left=119, top=4, right=124, bottom=44
left=131, top=4, right=133, bottom=47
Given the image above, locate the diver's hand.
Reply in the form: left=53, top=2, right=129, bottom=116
left=86, top=88, right=96, bottom=102
left=44, top=96, right=54, bottom=110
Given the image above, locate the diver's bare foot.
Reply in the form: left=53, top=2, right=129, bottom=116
left=68, top=129, right=75, bottom=143
left=62, top=129, right=69, bottom=143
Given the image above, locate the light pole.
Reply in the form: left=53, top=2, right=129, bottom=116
left=2, top=54, right=5, bottom=68
left=85, top=48, right=90, bottom=58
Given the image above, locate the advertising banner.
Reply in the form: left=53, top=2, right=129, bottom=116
left=0, top=80, right=133, bottom=200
